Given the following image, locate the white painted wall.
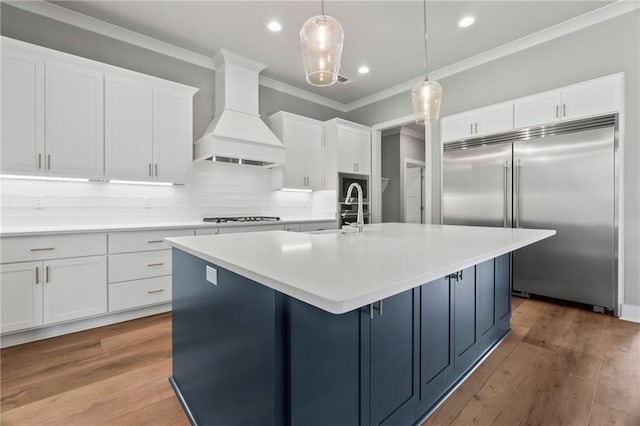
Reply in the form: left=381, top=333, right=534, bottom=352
left=0, top=162, right=336, bottom=228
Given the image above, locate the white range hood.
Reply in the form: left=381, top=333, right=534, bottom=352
left=194, top=49, right=285, bottom=167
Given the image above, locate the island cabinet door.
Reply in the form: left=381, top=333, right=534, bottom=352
left=453, top=266, right=478, bottom=376
left=368, top=289, right=420, bottom=426
left=419, top=277, right=454, bottom=412
left=475, top=259, right=497, bottom=348
left=495, top=254, right=512, bottom=323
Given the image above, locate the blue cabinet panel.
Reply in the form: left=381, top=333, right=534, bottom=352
left=171, top=249, right=285, bottom=426
left=453, top=266, right=477, bottom=373
left=370, top=290, right=419, bottom=426
left=288, top=299, right=362, bottom=426
left=419, top=277, right=454, bottom=411
left=495, top=254, right=511, bottom=321
left=476, top=259, right=496, bottom=339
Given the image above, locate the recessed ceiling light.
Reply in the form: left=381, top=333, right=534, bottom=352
left=358, top=65, right=370, bottom=75
left=267, top=21, right=282, bottom=32
left=458, top=16, right=475, bottom=28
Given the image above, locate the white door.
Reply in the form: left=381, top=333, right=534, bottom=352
left=513, top=89, right=561, bottom=128
left=45, top=60, right=104, bottom=178
left=43, top=256, right=107, bottom=324
left=562, top=76, right=621, bottom=120
left=474, top=101, right=514, bottom=137
left=1, top=48, right=45, bottom=174
left=404, top=166, right=423, bottom=224
left=440, top=111, right=474, bottom=142
left=104, top=75, right=153, bottom=180
left=153, top=89, right=190, bottom=182
left=0, top=262, right=44, bottom=333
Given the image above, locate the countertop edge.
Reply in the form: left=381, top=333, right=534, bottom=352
left=167, top=229, right=556, bottom=314
left=0, top=218, right=338, bottom=237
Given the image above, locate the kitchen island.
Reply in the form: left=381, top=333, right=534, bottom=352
left=166, top=223, right=554, bottom=426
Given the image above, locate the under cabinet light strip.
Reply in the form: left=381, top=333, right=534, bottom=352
left=108, top=180, right=174, bottom=186
left=0, top=174, right=90, bottom=182
left=280, top=188, right=312, bottom=193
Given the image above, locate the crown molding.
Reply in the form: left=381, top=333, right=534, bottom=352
left=345, top=0, right=640, bottom=112
left=8, top=0, right=638, bottom=114
left=6, top=0, right=216, bottom=70
left=259, top=76, right=349, bottom=112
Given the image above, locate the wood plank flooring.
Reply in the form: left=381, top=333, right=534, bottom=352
left=1, top=297, right=639, bottom=425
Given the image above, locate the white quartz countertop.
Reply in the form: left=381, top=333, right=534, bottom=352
left=166, top=223, right=555, bottom=314
left=0, top=218, right=336, bottom=237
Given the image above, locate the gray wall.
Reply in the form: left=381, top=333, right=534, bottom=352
left=0, top=3, right=346, bottom=140
left=381, top=134, right=401, bottom=222
left=381, top=129, right=425, bottom=222
left=347, top=10, right=640, bottom=307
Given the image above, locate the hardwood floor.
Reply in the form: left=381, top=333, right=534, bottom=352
left=1, top=298, right=638, bottom=425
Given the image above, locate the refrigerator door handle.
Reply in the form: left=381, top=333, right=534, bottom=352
left=504, top=160, right=511, bottom=227
left=514, top=159, right=521, bottom=228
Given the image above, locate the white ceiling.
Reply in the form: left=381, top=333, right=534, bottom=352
left=48, top=1, right=612, bottom=104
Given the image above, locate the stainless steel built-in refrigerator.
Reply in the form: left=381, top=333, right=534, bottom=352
left=442, top=115, right=617, bottom=312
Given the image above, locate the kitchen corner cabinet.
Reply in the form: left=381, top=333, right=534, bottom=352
left=514, top=73, right=623, bottom=128
left=269, top=112, right=324, bottom=190
left=104, top=77, right=192, bottom=183
left=441, top=101, right=514, bottom=143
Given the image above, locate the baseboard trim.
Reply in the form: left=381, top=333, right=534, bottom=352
left=0, top=303, right=171, bottom=348
left=620, top=303, right=640, bottom=323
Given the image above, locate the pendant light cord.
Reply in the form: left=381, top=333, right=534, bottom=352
left=423, top=0, right=429, bottom=80
left=321, top=0, right=325, bottom=16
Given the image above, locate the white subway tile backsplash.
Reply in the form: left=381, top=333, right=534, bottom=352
left=0, top=161, right=336, bottom=228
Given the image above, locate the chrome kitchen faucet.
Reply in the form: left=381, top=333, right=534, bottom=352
left=344, top=182, right=365, bottom=234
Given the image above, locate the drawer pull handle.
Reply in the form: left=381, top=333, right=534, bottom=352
left=147, top=289, right=165, bottom=294
left=147, top=240, right=164, bottom=244
left=35, top=266, right=40, bottom=284
left=30, top=247, right=55, bottom=251
left=147, top=262, right=165, bottom=267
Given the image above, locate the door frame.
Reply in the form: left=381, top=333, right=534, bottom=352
left=371, top=115, right=432, bottom=224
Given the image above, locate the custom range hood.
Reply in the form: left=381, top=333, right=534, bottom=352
left=194, top=49, right=285, bottom=167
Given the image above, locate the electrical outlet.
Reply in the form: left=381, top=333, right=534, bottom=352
left=32, top=196, right=44, bottom=209
left=144, top=197, right=152, bottom=209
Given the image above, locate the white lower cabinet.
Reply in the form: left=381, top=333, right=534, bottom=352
left=108, top=276, right=171, bottom=312
left=0, top=262, right=43, bottom=333
left=0, top=256, right=107, bottom=333
left=44, top=256, right=107, bottom=324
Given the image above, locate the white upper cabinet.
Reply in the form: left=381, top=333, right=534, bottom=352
left=153, top=89, right=192, bottom=182
left=105, top=76, right=154, bottom=180
left=514, top=73, right=623, bottom=128
left=337, top=125, right=371, bottom=175
left=45, top=60, right=104, bottom=178
left=269, top=111, right=324, bottom=190
left=0, top=37, right=198, bottom=182
left=0, top=48, right=45, bottom=174
left=441, top=101, right=514, bottom=143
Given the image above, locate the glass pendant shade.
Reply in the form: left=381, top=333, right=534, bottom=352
left=300, top=15, right=344, bottom=86
left=411, top=79, right=442, bottom=124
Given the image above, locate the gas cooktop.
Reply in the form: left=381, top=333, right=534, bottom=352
left=202, top=216, right=281, bottom=224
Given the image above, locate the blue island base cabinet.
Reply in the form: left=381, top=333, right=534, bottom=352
left=170, top=249, right=511, bottom=426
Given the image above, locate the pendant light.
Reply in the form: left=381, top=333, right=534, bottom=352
left=411, top=0, right=442, bottom=124
left=300, top=0, right=344, bottom=86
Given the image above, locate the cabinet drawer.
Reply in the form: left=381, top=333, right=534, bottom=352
left=109, top=275, right=171, bottom=312
left=108, top=250, right=171, bottom=283
left=108, top=229, right=193, bottom=253
left=0, top=233, right=106, bottom=264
